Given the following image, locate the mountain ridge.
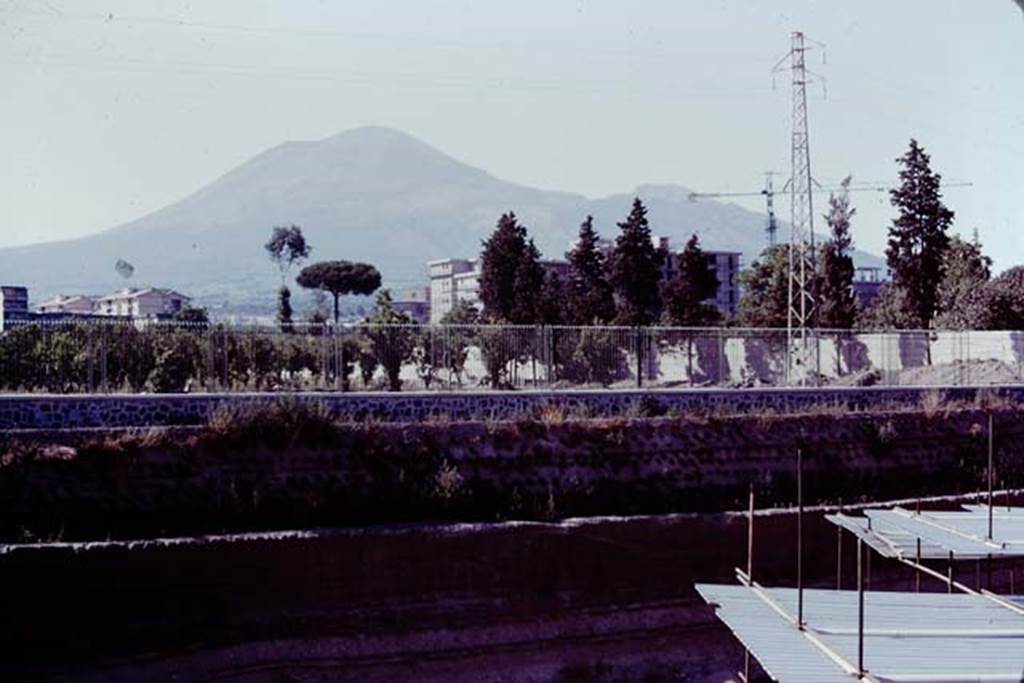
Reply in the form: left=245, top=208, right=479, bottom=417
left=0, top=126, right=883, bottom=313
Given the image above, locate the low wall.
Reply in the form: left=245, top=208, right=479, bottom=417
left=1, top=384, right=1020, bottom=430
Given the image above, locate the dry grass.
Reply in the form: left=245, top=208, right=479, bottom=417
left=535, top=403, right=568, bottom=426
left=202, top=397, right=341, bottom=449
left=974, top=387, right=1014, bottom=412
left=919, top=388, right=946, bottom=418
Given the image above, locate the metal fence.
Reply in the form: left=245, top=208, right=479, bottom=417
left=1, top=318, right=1023, bottom=393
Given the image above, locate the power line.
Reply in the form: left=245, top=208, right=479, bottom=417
left=1, top=6, right=771, bottom=64
left=0, top=52, right=780, bottom=100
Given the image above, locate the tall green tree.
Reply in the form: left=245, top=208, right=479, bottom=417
left=565, top=216, right=615, bottom=325
left=538, top=269, right=565, bottom=325
left=511, top=239, right=546, bottom=324
left=296, top=260, right=381, bottom=323
left=478, top=212, right=544, bottom=323
left=265, top=225, right=311, bottom=331
left=737, top=244, right=790, bottom=328
left=660, top=234, right=720, bottom=326
left=659, top=234, right=720, bottom=383
left=934, top=233, right=993, bottom=330
left=608, top=198, right=663, bottom=325
left=817, top=177, right=859, bottom=329
left=885, top=139, right=955, bottom=328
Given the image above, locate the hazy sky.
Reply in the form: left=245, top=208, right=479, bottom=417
left=2, top=1, right=1022, bottom=269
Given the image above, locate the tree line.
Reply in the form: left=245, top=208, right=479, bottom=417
left=740, top=139, right=1024, bottom=331
left=467, top=138, right=1024, bottom=334
left=472, top=199, right=721, bottom=329
left=265, top=137, right=1023, bottom=336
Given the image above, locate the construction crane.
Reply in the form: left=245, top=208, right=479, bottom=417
left=688, top=176, right=973, bottom=247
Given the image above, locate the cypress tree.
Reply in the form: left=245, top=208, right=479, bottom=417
left=608, top=198, right=663, bottom=325
left=478, top=212, right=525, bottom=323
left=538, top=269, right=565, bottom=325
left=511, top=239, right=545, bottom=324
left=885, top=139, right=954, bottom=328
left=660, top=234, right=721, bottom=326
left=817, top=177, right=859, bottom=329
left=478, top=212, right=544, bottom=324
left=565, top=216, right=615, bottom=325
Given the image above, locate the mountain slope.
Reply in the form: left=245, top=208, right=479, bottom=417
left=0, top=126, right=882, bottom=313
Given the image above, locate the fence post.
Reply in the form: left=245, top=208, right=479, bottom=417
left=549, top=326, right=556, bottom=386
left=340, top=329, right=348, bottom=392
left=635, top=327, right=643, bottom=389
left=221, top=327, right=229, bottom=388
left=717, top=327, right=725, bottom=386
left=445, top=326, right=452, bottom=389
left=965, top=330, right=971, bottom=387
left=204, top=326, right=212, bottom=391
left=815, top=329, right=822, bottom=387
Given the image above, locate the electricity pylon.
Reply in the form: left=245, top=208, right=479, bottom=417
left=774, top=31, right=825, bottom=384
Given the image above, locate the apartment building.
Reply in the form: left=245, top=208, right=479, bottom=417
left=95, top=288, right=191, bottom=319
left=427, top=258, right=476, bottom=323
left=36, top=294, right=99, bottom=315
left=701, top=250, right=742, bottom=318
left=427, top=258, right=572, bottom=323
left=0, top=285, right=29, bottom=329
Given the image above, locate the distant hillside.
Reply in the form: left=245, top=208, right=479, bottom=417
left=0, top=126, right=883, bottom=314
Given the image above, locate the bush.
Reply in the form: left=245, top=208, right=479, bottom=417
left=560, top=328, right=630, bottom=386
left=146, top=330, right=205, bottom=392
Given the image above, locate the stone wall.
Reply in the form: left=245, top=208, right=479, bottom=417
left=1, top=384, right=1019, bottom=430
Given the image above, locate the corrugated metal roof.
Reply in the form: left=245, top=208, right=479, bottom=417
left=825, top=505, right=1024, bottom=560
left=697, top=583, right=1024, bottom=682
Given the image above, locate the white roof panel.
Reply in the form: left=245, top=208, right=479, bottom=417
left=825, top=505, right=1024, bottom=560
left=697, top=583, right=1024, bottom=681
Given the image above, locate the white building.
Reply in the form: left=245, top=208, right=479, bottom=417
left=96, top=288, right=191, bottom=319
left=428, top=258, right=477, bottom=323
left=428, top=258, right=570, bottom=323
left=36, top=294, right=99, bottom=315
